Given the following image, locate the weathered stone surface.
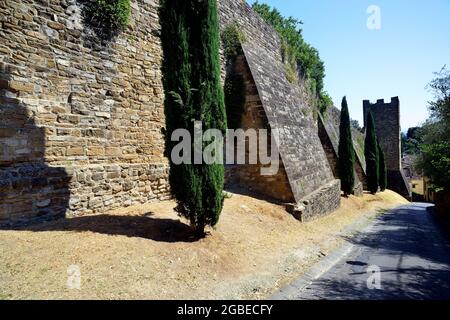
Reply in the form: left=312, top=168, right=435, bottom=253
left=1, top=0, right=343, bottom=225
left=219, top=0, right=341, bottom=218
left=0, top=0, right=170, bottom=225
left=318, top=106, right=367, bottom=192
left=363, top=97, right=411, bottom=199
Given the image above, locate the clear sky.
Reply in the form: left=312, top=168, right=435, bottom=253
left=248, top=0, right=450, bottom=131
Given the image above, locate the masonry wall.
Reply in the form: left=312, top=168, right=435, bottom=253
left=226, top=55, right=294, bottom=203
left=0, top=0, right=170, bottom=225
left=363, top=97, right=411, bottom=199
left=363, top=98, right=401, bottom=171
left=218, top=0, right=341, bottom=219
left=1, top=0, right=342, bottom=225
left=318, top=106, right=367, bottom=192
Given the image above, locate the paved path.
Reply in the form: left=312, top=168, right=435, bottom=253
left=273, top=203, right=450, bottom=300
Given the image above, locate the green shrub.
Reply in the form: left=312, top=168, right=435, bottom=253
left=418, top=142, right=450, bottom=191
left=222, top=23, right=245, bottom=62
left=83, top=0, right=131, bottom=40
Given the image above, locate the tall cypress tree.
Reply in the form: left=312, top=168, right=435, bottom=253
left=338, top=96, right=355, bottom=196
left=160, top=0, right=226, bottom=236
left=378, top=142, right=387, bottom=192
left=365, top=111, right=379, bottom=194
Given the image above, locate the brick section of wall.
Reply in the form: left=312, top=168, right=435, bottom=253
left=0, top=0, right=170, bottom=225
left=363, top=97, right=411, bottom=199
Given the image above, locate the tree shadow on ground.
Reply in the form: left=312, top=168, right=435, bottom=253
left=306, top=203, right=450, bottom=300
left=300, top=267, right=450, bottom=300
left=4, top=213, right=202, bottom=243
left=342, top=204, right=450, bottom=266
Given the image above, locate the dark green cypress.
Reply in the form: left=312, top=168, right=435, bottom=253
left=378, top=143, right=387, bottom=192
left=160, top=0, right=226, bottom=236
left=338, top=96, right=355, bottom=196
left=365, top=111, right=379, bottom=194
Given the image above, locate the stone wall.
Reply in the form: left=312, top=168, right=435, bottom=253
left=225, top=55, right=294, bottom=203
left=0, top=0, right=170, bottom=225
left=363, top=97, right=411, bottom=199
left=218, top=0, right=341, bottom=218
left=318, top=105, right=367, bottom=192
left=1, top=0, right=342, bottom=225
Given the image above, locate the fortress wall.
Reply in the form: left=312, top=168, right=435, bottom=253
left=363, top=97, right=411, bottom=199
left=226, top=55, right=294, bottom=203
left=1, top=0, right=342, bottom=225
left=0, top=0, right=170, bottom=225
left=363, top=98, right=401, bottom=171
left=218, top=0, right=341, bottom=218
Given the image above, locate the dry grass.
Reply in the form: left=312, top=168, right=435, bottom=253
left=0, top=190, right=408, bottom=300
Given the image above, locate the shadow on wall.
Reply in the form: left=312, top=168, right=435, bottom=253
left=0, top=70, right=70, bottom=226
left=0, top=67, right=199, bottom=242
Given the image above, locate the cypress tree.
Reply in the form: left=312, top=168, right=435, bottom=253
left=338, top=96, right=355, bottom=196
left=365, top=111, right=379, bottom=194
left=378, top=143, right=387, bottom=192
left=160, top=0, right=227, bottom=236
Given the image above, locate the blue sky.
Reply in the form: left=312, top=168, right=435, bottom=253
left=248, top=0, right=450, bottom=130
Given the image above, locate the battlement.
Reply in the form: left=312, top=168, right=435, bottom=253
left=362, top=97, right=411, bottom=199
left=363, top=97, right=400, bottom=118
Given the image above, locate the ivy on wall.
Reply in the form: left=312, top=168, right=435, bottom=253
left=222, top=23, right=246, bottom=62
left=222, top=23, right=246, bottom=130
left=82, top=0, right=131, bottom=40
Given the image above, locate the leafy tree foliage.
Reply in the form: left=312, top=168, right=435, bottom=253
left=160, top=0, right=226, bottom=236
left=416, top=67, right=450, bottom=191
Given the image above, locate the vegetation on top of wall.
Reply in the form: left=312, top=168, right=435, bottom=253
left=82, top=0, right=131, bottom=40
left=222, top=23, right=246, bottom=130
left=222, top=23, right=246, bottom=62
left=224, top=73, right=246, bottom=129
left=251, top=1, right=332, bottom=114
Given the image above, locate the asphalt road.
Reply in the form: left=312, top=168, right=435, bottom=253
left=276, top=203, right=450, bottom=300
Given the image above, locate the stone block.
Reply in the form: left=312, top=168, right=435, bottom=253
left=67, top=147, right=85, bottom=156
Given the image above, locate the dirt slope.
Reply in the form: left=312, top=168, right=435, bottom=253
left=0, top=190, right=408, bottom=300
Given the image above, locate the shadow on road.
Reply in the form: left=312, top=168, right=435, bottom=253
left=301, top=203, right=450, bottom=300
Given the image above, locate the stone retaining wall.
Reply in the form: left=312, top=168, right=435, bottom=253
left=0, top=0, right=170, bottom=225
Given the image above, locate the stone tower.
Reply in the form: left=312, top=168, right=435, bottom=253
left=363, top=97, right=411, bottom=199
